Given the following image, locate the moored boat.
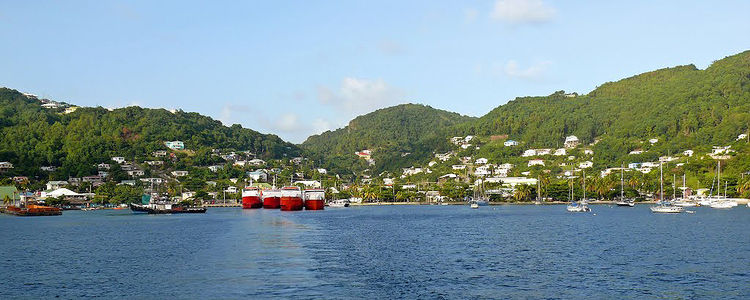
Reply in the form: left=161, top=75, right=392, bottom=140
left=328, top=199, right=350, bottom=207
left=241, top=186, right=263, bottom=209
left=651, top=163, right=683, bottom=214
left=2, top=204, right=62, bottom=216
left=280, top=186, right=303, bottom=211
left=303, top=189, right=325, bottom=210
left=262, top=189, right=281, bottom=209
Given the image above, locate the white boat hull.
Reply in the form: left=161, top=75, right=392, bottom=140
left=650, top=205, right=683, bottom=213
left=567, top=205, right=591, bottom=212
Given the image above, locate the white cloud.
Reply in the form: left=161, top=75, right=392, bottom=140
left=491, top=0, right=556, bottom=24
left=274, top=113, right=301, bottom=132
left=503, top=60, right=552, bottom=80
left=318, top=77, right=405, bottom=116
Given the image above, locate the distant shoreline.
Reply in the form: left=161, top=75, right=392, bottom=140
left=350, top=201, right=665, bottom=206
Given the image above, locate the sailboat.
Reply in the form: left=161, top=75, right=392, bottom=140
left=567, top=171, right=591, bottom=212
left=650, top=162, right=683, bottom=213
left=615, top=167, right=634, bottom=207
left=709, top=161, right=737, bottom=209
left=472, top=180, right=489, bottom=206
left=673, top=174, right=697, bottom=207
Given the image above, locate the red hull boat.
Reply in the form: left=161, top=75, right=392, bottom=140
left=304, top=189, right=325, bottom=210
left=280, top=186, right=303, bottom=211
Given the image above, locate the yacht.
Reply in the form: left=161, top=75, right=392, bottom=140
left=470, top=200, right=479, bottom=209
left=567, top=171, right=591, bottom=212
left=615, top=167, right=634, bottom=207
left=328, top=199, right=350, bottom=208
left=651, top=163, right=683, bottom=213
left=708, top=161, right=737, bottom=209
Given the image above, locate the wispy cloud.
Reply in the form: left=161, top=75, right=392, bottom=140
left=317, top=77, right=405, bottom=116
left=491, top=0, right=556, bottom=24
left=503, top=60, right=552, bottom=80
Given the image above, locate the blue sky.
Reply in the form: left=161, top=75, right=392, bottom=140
left=1, top=0, right=749, bottom=143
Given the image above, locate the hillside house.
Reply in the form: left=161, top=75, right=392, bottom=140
left=495, top=168, right=510, bottom=177
left=450, top=137, right=464, bottom=145
left=428, top=161, right=437, bottom=167
left=248, top=159, right=266, bottom=166
left=642, top=162, right=660, bottom=168
left=225, top=186, right=238, bottom=193
left=504, top=140, right=519, bottom=147
left=208, top=165, right=224, bottom=172
left=460, top=144, right=472, bottom=149
left=522, top=149, right=537, bottom=157
left=474, top=166, right=492, bottom=176
left=146, top=160, right=164, bottom=166
left=127, top=170, right=145, bottom=177
left=291, top=157, right=304, bottom=164
left=683, top=150, right=694, bottom=157
left=435, top=152, right=453, bottom=161
left=97, top=163, right=111, bottom=170
left=475, top=158, right=488, bottom=165
left=0, top=162, right=14, bottom=170
left=355, top=150, right=372, bottom=160
left=528, top=159, right=545, bottom=167
left=295, top=180, right=321, bottom=188
left=247, top=170, right=268, bottom=182
left=120, top=164, right=136, bottom=171
left=233, top=160, right=247, bottom=167
left=82, top=175, right=103, bottom=183
left=628, top=163, right=641, bottom=169
left=119, top=180, right=136, bottom=186
left=659, top=156, right=676, bottom=163
left=140, top=178, right=164, bottom=184
left=484, top=177, right=537, bottom=187
left=317, top=168, right=327, bottom=174
left=737, top=133, right=748, bottom=141
left=402, top=184, right=417, bottom=189
left=554, top=148, right=567, bottom=156
left=111, top=157, right=126, bottom=164
left=629, top=150, right=644, bottom=155
left=498, top=163, right=514, bottom=169
left=383, top=178, right=395, bottom=185
left=152, top=150, right=167, bottom=157
left=537, top=149, right=552, bottom=156
left=438, top=173, right=459, bottom=183
left=40, top=166, right=57, bottom=172
left=564, top=136, right=580, bottom=148
left=579, top=161, right=593, bottom=169
left=171, top=171, right=189, bottom=177
left=649, top=138, right=659, bottom=144
left=46, top=181, right=68, bottom=190
left=165, top=141, right=185, bottom=150
left=452, top=165, right=467, bottom=170
left=584, top=149, right=594, bottom=155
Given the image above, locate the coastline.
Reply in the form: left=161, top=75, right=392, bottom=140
left=350, top=200, right=663, bottom=206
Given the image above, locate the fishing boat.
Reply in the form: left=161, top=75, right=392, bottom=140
left=567, top=171, right=591, bottom=212
left=280, top=186, right=304, bottom=211
left=303, top=189, right=325, bottom=210
left=241, top=186, right=262, bottom=209
left=615, top=167, right=634, bottom=207
left=651, top=163, right=683, bottom=213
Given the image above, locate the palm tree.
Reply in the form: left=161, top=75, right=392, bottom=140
left=738, top=178, right=750, bottom=197
left=513, top=184, right=532, bottom=202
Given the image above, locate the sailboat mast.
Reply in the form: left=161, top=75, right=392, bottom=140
left=659, top=162, right=664, bottom=202
left=673, top=174, right=676, bottom=200
left=621, top=167, right=624, bottom=200
left=583, top=170, right=586, bottom=201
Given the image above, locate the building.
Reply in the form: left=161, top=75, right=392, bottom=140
left=474, top=166, right=492, bottom=176
left=528, top=159, right=545, bottom=167
left=504, top=140, right=519, bottom=147
left=452, top=165, right=467, bottom=170
left=522, top=149, right=537, bottom=157
left=355, top=150, right=372, bottom=160
left=629, top=150, right=644, bottom=155
left=0, top=161, right=14, bottom=170
left=383, top=178, right=395, bottom=185
left=111, top=157, right=126, bottom=164
left=435, top=152, right=453, bottom=161
left=97, top=163, right=111, bottom=170
left=683, top=150, right=694, bottom=157
left=119, top=180, right=136, bottom=186
left=295, top=180, right=322, bottom=188
left=40, top=166, right=57, bottom=172
left=248, top=159, right=266, bottom=166
left=483, top=177, right=537, bottom=187
left=246, top=170, right=268, bottom=182
left=475, top=158, right=488, bottom=165
left=171, top=171, right=189, bottom=177
left=649, top=138, right=659, bottom=144
left=579, top=161, right=593, bottom=168
left=152, top=150, right=167, bottom=157
left=46, top=181, right=69, bottom=190
left=290, top=157, right=304, bottom=164
left=140, top=178, right=164, bottom=184
left=165, top=141, right=185, bottom=150
left=127, top=170, right=145, bottom=177
left=583, top=149, right=594, bottom=155
left=553, top=148, right=567, bottom=156
left=628, top=163, right=641, bottom=169
left=737, top=133, right=748, bottom=141
left=438, top=173, right=459, bottom=183
left=564, top=136, right=580, bottom=148
left=208, top=165, right=224, bottom=172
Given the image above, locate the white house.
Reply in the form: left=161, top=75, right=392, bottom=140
left=554, top=148, right=567, bottom=156
left=629, top=150, right=644, bottom=155
left=475, top=158, right=488, bottom=165
left=564, top=136, right=580, bottom=148
left=474, top=166, right=492, bottom=176
left=649, top=138, right=659, bottom=144
left=450, top=137, right=464, bottom=145
left=208, top=165, right=224, bottom=172
left=428, top=161, right=437, bottom=167
left=402, top=184, right=417, bottom=189
left=165, top=141, right=185, bottom=150
left=146, top=160, right=164, bottom=166
left=111, top=157, right=126, bottom=164
left=383, top=178, right=394, bottom=185
left=295, top=180, right=322, bottom=188
left=439, top=173, right=459, bottom=182
left=460, top=144, right=472, bottom=149
left=435, top=152, right=453, bottom=161
left=579, top=161, right=593, bottom=169
left=171, top=170, right=189, bottom=177
left=628, top=163, right=641, bottom=169
left=659, top=156, right=676, bottom=163
left=737, top=133, right=748, bottom=141
left=498, top=163, right=514, bottom=169
left=522, top=149, right=537, bottom=157
left=452, top=165, right=467, bottom=170
left=528, top=159, right=545, bottom=167
left=152, top=150, right=167, bottom=157
left=127, top=170, right=145, bottom=177
left=40, top=166, right=57, bottom=172
left=247, top=170, right=268, bottom=182
left=316, top=168, right=327, bottom=174
left=583, top=149, right=594, bottom=155
left=504, top=140, right=519, bottom=147
left=97, top=163, right=111, bottom=170
left=233, top=160, right=247, bottom=167
left=642, top=162, right=660, bottom=168
left=484, top=177, right=537, bottom=187
left=248, top=159, right=266, bottom=166
left=683, top=150, right=694, bottom=157
left=46, top=181, right=68, bottom=190
left=464, top=136, right=474, bottom=142
left=225, top=186, right=238, bottom=193
left=140, top=178, right=164, bottom=184
left=494, top=168, right=510, bottom=177
left=536, top=149, right=552, bottom=156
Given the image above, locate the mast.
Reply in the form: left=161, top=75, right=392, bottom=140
left=659, top=162, right=664, bottom=203
left=621, top=166, right=624, bottom=200
left=582, top=170, right=586, bottom=202
left=673, top=174, right=676, bottom=200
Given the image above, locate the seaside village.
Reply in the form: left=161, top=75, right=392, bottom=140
left=1, top=127, right=749, bottom=214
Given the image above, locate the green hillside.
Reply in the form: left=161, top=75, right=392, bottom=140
left=302, top=104, right=475, bottom=175
left=452, top=51, right=750, bottom=171
left=0, top=88, right=300, bottom=178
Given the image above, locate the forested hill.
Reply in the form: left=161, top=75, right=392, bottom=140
left=0, top=88, right=300, bottom=177
left=451, top=50, right=750, bottom=168
left=302, top=104, right=475, bottom=175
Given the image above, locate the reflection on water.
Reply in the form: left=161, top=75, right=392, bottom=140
left=0, top=205, right=749, bottom=298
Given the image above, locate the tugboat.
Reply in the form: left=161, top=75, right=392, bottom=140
left=262, top=189, right=281, bottom=209
left=280, top=186, right=304, bottom=211
left=303, top=189, right=325, bottom=210
left=241, top=186, right=263, bottom=209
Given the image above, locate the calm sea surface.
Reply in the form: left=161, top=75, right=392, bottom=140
left=1, top=205, right=749, bottom=299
